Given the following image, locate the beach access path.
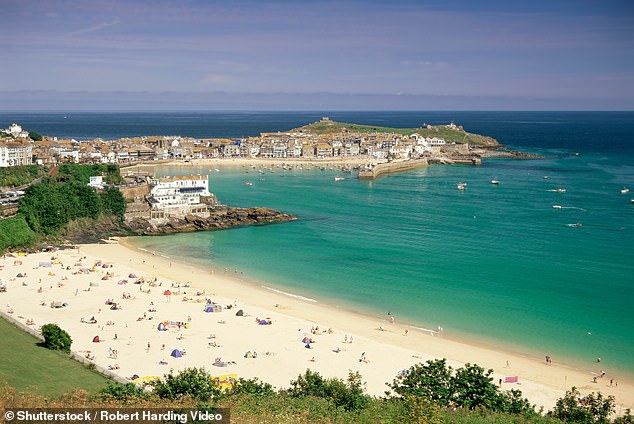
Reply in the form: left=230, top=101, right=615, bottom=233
left=0, top=241, right=632, bottom=413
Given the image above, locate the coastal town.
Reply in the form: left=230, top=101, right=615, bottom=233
left=1, top=118, right=503, bottom=168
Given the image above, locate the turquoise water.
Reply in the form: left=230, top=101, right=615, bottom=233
left=4, top=111, right=632, bottom=376
left=132, top=151, right=634, bottom=377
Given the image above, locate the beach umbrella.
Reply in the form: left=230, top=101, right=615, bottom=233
left=163, top=290, right=172, bottom=302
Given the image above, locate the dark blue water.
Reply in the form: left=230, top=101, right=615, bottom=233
left=3, top=111, right=633, bottom=155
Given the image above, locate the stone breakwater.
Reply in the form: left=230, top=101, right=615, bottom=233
left=359, top=158, right=436, bottom=179
left=125, top=206, right=297, bottom=235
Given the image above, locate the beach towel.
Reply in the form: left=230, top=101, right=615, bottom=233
left=504, top=376, right=519, bottom=383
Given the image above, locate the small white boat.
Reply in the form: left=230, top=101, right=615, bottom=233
left=556, top=188, right=566, bottom=193
left=491, top=179, right=500, bottom=185
left=552, top=205, right=562, bottom=209
left=334, top=176, right=345, bottom=182
left=214, top=168, right=220, bottom=172
left=543, top=176, right=549, bottom=179
left=621, top=187, right=630, bottom=194
left=243, top=181, right=253, bottom=186
left=457, top=182, right=466, bottom=191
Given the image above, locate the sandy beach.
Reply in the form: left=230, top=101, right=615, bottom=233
left=1, top=240, right=632, bottom=413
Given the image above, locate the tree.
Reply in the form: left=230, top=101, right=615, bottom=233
left=389, top=359, right=454, bottom=406
left=99, top=187, right=126, bottom=219
left=451, top=363, right=499, bottom=410
left=41, top=323, right=72, bottom=353
left=28, top=131, right=42, bottom=141
left=153, top=368, right=222, bottom=402
left=549, top=386, right=615, bottom=423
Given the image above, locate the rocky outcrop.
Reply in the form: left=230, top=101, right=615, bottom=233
left=124, top=206, right=297, bottom=235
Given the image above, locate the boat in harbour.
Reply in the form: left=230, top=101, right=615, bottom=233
left=491, top=179, right=500, bottom=185
left=621, top=187, right=630, bottom=194
left=457, top=182, right=467, bottom=191
left=334, top=176, right=345, bottom=182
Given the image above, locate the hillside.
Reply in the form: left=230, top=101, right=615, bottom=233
left=293, top=119, right=500, bottom=146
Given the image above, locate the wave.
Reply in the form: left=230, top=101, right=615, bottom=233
left=261, top=286, right=317, bottom=303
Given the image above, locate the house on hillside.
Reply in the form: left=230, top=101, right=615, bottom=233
left=0, top=141, right=33, bottom=167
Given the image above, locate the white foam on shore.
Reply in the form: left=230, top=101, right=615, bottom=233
left=411, top=326, right=440, bottom=335
left=261, top=286, right=317, bottom=303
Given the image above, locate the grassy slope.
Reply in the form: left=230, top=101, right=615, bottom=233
left=294, top=120, right=500, bottom=146
left=0, top=317, right=108, bottom=396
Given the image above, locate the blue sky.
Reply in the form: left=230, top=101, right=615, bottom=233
left=1, top=0, right=633, bottom=110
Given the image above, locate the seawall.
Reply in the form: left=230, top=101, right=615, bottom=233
left=358, top=158, right=429, bottom=179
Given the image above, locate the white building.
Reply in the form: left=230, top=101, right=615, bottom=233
left=6, top=123, right=23, bottom=135
left=88, top=176, right=104, bottom=188
left=148, top=175, right=212, bottom=217
left=0, top=141, right=33, bottom=167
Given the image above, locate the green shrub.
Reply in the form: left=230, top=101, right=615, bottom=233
left=548, top=386, right=615, bottom=423
left=287, top=369, right=370, bottom=411
left=40, top=324, right=72, bottom=353
left=153, top=368, right=222, bottom=403
left=98, top=382, right=147, bottom=402
left=0, top=215, right=37, bottom=251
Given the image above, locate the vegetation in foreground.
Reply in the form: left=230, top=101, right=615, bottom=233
left=1, top=323, right=630, bottom=424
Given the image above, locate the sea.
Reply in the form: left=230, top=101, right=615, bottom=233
left=3, top=111, right=633, bottom=377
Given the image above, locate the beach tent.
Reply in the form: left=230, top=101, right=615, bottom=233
left=38, top=261, right=52, bottom=267
left=170, top=349, right=183, bottom=358
left=101, top=275, right=109, bottom=280
left=16, top=273, right=24, bottom=277
left=129, top=273, right=137, bottom=278
left=117, top=280, right=128, bottom=285
left=93, top=335, right=100, bottom=343
left=204, top=304, right=222, bottom=313
left=157, top=323, right=167, bottom=331
left=235, top=309, right=244, bottom=316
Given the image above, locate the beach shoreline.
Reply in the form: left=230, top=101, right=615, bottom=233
left=1, top=240, right=632, bottom=413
